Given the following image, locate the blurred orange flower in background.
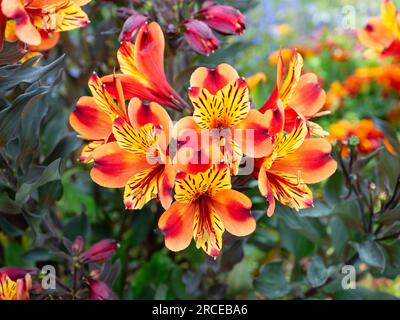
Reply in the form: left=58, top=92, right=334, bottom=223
left=329, top=119, right=396, bottom=156
left=358, top=0, right=400, bottom=59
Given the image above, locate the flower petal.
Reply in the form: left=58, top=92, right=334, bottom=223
left=190, top=63, right=239, bottom=94
left=91, top=142, right=149, bottom=188
left=158, top=202, right=195, bottom=252
left=211, top=189, right=255, bottom=236
left=124, top=165, right=164, bottom=209
left=236, top=109, right=272, bottom=158
left=286, top=73, right=326, bottom=117
left=69, top=96, right=112, bottom=140
left=267, top=169, right=313, bottom=211
left=258, top=167, right=276, bottom=217
left=271, top=138, right=337, bottom=184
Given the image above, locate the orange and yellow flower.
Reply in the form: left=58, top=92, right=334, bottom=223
left=358, top=0, right=400, bottom=59
left=260, top=50, right=327, bottom=137
left=101, top=22, right=186, bottom=111
left=329, top=119, right=396, bottom=156
left=177, top=63, right=272, bottom=174
left=90, top=98, right=175, bottom=210
left=255, top=119, right=337, bottom=216
left=69, top=73, right=127, bottom=163
left=0, top=270, right=32, bottom=300
left=158, top=164, right=255, bottom=257
left=0, top=0, right=90, bottom=51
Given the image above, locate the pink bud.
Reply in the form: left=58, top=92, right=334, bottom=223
left=118, top=11, right=148, bottom=42
left=72, top=236, right=85, bottom=255
left=87, top=279, right=116, bottom=300
left=183, top=20, right=219, bottom=55
left=197, top=2, right=245, bottom=35
left=80, top=239, right=119, bottom=263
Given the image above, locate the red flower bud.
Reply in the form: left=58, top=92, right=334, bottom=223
left=72, top=236, right=85, bottom=255
left=87, top=279, right=116, bottom=300
left=80, top=239, right=119, bottom=263
left=183, top=20, right=219, bottom=55
left=119, top=11, right=148, bottom=42
left=198, top=1, right=245, bottom=35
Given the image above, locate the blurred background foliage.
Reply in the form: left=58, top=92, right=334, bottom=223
left=1, top=0, right=400, bottom=300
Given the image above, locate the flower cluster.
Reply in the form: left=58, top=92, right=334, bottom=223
left=70, top=22, right=336, bottom=257
left=0, top=0, right=90, bottom=52
left=117, top=1, right=245, bottom=56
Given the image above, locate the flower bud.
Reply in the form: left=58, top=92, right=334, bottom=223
left=197, top=1, right=245, bottom=35
left=183, top=20, right=219, bottom=55
left=72, top=236, right=85, bottom=255
left=119, top=11, right=148, bottom=42
left=87, top=279, right=116, bottom=300
left=80, top=239, right=119, bottom=263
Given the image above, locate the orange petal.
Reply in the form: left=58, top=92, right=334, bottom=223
left=158, top=202, right=195, bottom=252
left=90, top=142, right=149, bottom=188
left=29, top=30, right=59, bottom=51
left=69, top=96, right=112, bottom=140
left=127, top=98, right=172, bottom=142
left=286, top=73, right=326, bottom=117
left=271, top=138, right=337, bottom=184
left=279, top=51, right=303, bottom=103
left=190, top=63, right=239, bottom=94
left=211, top=189, right=255, bottom=236
left=117, top=41, right=149, bottom=86
left=235, top=109, right=272, bottom=158
left=1, top=0, right=41, bottom=46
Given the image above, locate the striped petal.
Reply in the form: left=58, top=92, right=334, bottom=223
left=158, top=163, right=175, bottom=210
left=69, top=96, right=112, bottom=140
left=112, top=117, right=158, bottom=157
left=190, top=63, right=239, bottom=94
left=88, top=73, right=124, bottom=119
left=189, top=78, right=250, bottom=129
left=174, top=164, right=231, bottom=202
left=193, top=198, right=224, bottom=257
left=38, top=0, right=89, bottom=32
left=274, top=118, right=308, bottom=159
left=158, top=202, right=196, bottom=252
left=124, top=164, right=164, bottom=210
left=271, top=138, right=337, bottom=184
left=79, top=140, right=104, bottom=163
left=91, top=142, right=149, bottom=188
left=211, top=189, right=255, bottom=236
left=267, top=169, right=313, bottom=211
left=279, top=52, right=303, bottom=103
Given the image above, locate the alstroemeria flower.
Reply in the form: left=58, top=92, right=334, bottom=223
left=158, top=164, right=256, bottom=257
left=69, top=73, right=127, bottom=163
left=256, top=119, right=337, bottom=217
left=196, top=1, right=245, bottom=35
left=101, top=22, right=186, bottom=111
left=177, top=63, right=272, bottom=174
left=90, top=98, right=175, bottom=210
left=358, top=0, right=400, bottom=59
left=259, top=51, right=327, bottom=137
left=0, top=268, right=32, bottom=300
left=0, top=0, right=90, bottom=50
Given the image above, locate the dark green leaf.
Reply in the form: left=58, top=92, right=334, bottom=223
left=254, top=262, right=292, bottom=299
left=307, top=256, right=328, bottom=288
left=356, top=240, right=385, bottom=270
